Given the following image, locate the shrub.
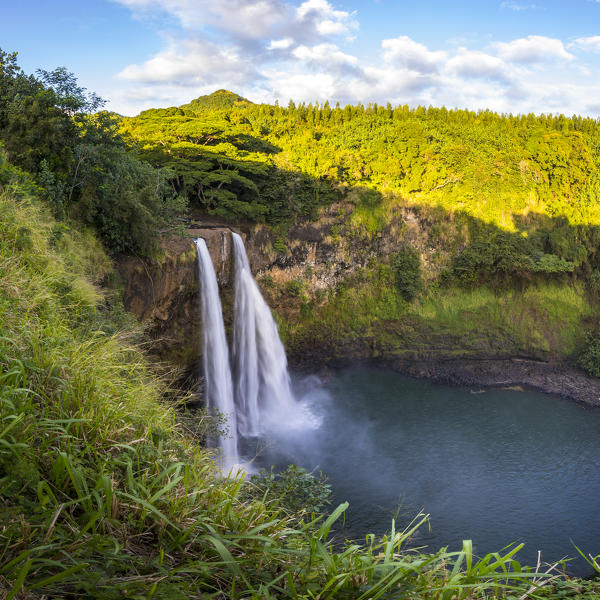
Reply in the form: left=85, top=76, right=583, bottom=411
left=248, top=465, right=331, bottom=515
left=273, top=236, right=288, bottom=253
left=452, top=229, right=575, bottom=285
left=285, top=278, right=304, bottom=297
left=578, top=331, right=600, bottom=377
left=589, top=270, right=600, bottom=294
left=391, top=247, right=422, bottom=301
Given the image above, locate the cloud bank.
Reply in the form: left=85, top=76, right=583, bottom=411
left=109, top=0, right=600, bottom=117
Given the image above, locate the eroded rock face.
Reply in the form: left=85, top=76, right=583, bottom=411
left=118, top=228, right=236, bottom=370
left=116, top=204, right=425, bottom=370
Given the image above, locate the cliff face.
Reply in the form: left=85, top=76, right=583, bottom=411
left=117, top=202, right=406, bottom=362
left=117, top=202, right=386, bottom=369
left=118, top=227, right=237, bottom=369
left=118, top=201, right=590, bottom=376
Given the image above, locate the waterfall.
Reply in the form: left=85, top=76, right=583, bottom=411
left=195, top=232, right=316, bottom=469
left=231, top=232, right=297, bottom=434
left=195, top=238, right=239, bottom=469
left=231, top=235, right=260, bottom=436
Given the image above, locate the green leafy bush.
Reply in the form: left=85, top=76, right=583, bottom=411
left=453, top=229, right=575, bottom=284
left=578, top=331, right=600, bottom=377
left=273, top=236, right=288, bottom=253
left=248, top=465, right=331, bottom=515
left=589, top=270, right=600, bottom=294
left=391, top=247, right=422, bottom=301
left=285, top=278, right=305, bottom=297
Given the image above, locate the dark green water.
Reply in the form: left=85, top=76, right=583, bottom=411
left=245, top=367, right=600, bottom=575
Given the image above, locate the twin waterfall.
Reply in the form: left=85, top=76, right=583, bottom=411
left=195, top=233, right=296, bottom=470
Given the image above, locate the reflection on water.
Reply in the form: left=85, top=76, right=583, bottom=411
left=241, top=367, right=600, bottom=576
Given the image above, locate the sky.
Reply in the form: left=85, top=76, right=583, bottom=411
left=2, top=0, right=600, bottom=117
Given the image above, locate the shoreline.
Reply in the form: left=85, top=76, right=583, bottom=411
left=389, top=358, right=600, bottom=407
left=294, top=356, right=600, bottom=407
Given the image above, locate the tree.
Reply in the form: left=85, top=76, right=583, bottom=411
left=0, top=49, right=187, bottom=254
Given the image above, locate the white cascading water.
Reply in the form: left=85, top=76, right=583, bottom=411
left=195, top=238, right=239, bottom=469
left=231, top=232, right=298, bottom=434
left=231, top=233, right=260, bottom=436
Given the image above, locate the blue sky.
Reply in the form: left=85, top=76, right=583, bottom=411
left=2, top=0, right=600, bottom=116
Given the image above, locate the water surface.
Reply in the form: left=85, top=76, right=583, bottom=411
left=242, top=367, right=600, bottom=575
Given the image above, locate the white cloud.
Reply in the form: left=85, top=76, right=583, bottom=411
left=572, top=36, right=600, bottom=52
left=117, top=38, right=258, bottom=87
left=381, top=36, right=446, bottom=73
left=292, top=43, right=358, bottom=66
left=267, top=71, right=338, bottom=102
left=113, top=0, right=358, bottom=45
left=492, top=35, right=574, bottom=63
left=446, top=48, right=510, bottom=82
left=113, top=0, right=289, bottom=39
left=353, top=65, right=440, bottom=103
left=296, top=0, right=358, bottom=38
left=268, top=38, right=294, bottom=50
left=296, top=0, right=345, bottom=20
left=500, top=1, right=539, bottom=11
left=317, top=19, right=348, bottom=36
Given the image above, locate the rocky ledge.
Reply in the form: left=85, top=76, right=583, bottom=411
left=385, top=357, right=600, bottom=407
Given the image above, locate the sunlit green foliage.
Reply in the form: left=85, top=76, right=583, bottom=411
left=121, top=90, right=600, bottom=232
left=119, top=90, right=600, bottom=297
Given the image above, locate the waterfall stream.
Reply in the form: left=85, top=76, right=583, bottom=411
left=195, top=238, right=239, bottom=469
left=231, top=232, right=297, bottom=435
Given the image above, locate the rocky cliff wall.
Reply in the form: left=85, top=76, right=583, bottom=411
left=117, top=202, right=595, bottom=407
left=116, top=201, right=425, bottom=371
left=118, top=227, right=238, bottom=370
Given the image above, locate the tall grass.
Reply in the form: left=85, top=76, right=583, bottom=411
left=1, top=180, right=598, bottom=598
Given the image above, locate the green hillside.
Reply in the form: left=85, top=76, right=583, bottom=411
left=120, top=91, right=600, bottom=371
left=119, top=93, right=600, bottom=285
left=121, top=92, right=600, bottom=229
left=182, top=89, right=253, bottom=111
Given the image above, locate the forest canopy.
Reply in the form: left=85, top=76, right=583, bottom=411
left=118, top=88, right=600, bottom=289
left=120, top=89, right=600, bottom=231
